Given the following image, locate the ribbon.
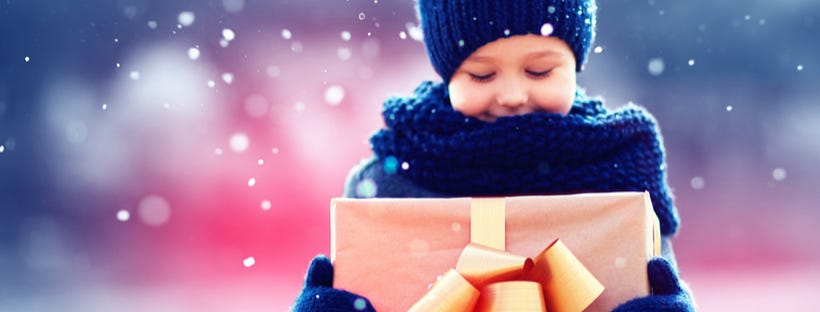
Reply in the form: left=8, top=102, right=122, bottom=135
left=409, top=198, right=605, bottom=312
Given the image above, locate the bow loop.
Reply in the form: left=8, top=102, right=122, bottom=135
left=410, top=239, right=604, bottom=312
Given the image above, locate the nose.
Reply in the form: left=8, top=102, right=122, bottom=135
left=496, top=77, right=528, bottom=108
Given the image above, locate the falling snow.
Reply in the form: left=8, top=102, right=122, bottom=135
left=247, top=177, right=256, bottom=187
left=325, top=85, right=345, bottom=105
left=773, top=168, right=786, bottom=181
left=281, top=29, right=292, bottom=40
left=353, top=298, right=368, bottom=311
left=272, top=147, right=279, bottom=155
left=383, top=156, right=398, bottom=174
left=116, top=210, right=130, bottom=222
left=356, top=179, right=377, bottom=198
left=229, top=133, right=249, bottom=152
left=690, top=176, right=705, bottom=190
left=358, top=12, right=366, bottom=21
left=257, top=158, right=264, bottom=166
left=147, top=20, right=158, bottom=29
left=222, top=28, right=236, bottom=41
left=0, top=145, right=4, bottom=153
left=243, top=257, right=256, bottom=268
left=223, top=0, right=245, bottom=13
left=688, top=59, right=695, bottom=66
left=188, top=47, right=200, bottom=60
left=214, top=148, right=224, bottom=155
left=406, top=23, right=423, bottom=41
left=726, top=105, right=733, bottom=112
left=222, top=72, right=234, bottom=84
left=797, top=65, right=804, bottom=71
left=138, top=195, right=171, bottom=227
left=24, top=56, right=30, bottom=62
left=290, top=42, right=303, bottom=53
left=337, top=47, right=352, bottom=61
left=341, top=31, right=352, bottom=41
left=648, top=58, right=665, bottom=76
left=129, top=71, right=140, bottom=80
left=178, top=11, right=195, bottom=27
left=261, top=200, right=271, bottom=210
left=593, top=46, right=603, bottom=53
left=102, top=103, right=108, bottom=110
left=266, top=66, right=281, bottom=78
left=207, top=80, right=216, bottom=88
left=540, top=23, right=554, bottom=36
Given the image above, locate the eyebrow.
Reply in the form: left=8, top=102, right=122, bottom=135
left=466, top=50, right=563, bottom=63
left=524, top=50, right=562, bottom=59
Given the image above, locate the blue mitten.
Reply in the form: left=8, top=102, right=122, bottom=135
left=612, top=257, right=695, bottom=312
left=291, top=255, right=376, bottom=312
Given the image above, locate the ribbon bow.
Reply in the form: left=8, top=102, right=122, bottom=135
left=409, top=199, right=606, bottom=312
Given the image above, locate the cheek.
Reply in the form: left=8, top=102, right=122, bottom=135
left=531, top=79, right=576, bottom=115
left=448, top=83, right=492, bottom=117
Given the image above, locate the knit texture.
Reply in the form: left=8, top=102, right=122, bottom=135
left=419, top=0, right=597, bottom=82
left=612, top=257, right=696, bottom=312
left=369, top=81, right=680, bottom=236
left=292, top=255, right=376, bottom=312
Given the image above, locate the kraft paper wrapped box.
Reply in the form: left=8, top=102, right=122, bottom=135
left=331, top=192, right=661, bottom=311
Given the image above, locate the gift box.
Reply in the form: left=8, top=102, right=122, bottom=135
left=331, top=192, right=661, bottom=311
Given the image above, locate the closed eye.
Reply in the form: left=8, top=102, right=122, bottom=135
left=469, top=73, right=496, bottom=82
left=526, top=69, right=552, bottom=78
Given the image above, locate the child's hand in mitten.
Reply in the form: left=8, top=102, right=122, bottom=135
left=612, top=257, right=695, bottom=312
left=291, top=255, right=376, bottom=312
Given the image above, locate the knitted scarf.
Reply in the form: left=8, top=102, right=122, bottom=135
left=370, top=81, right=679, bottom=236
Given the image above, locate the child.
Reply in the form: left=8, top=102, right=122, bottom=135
left=293, top=0, right=694, bottom=311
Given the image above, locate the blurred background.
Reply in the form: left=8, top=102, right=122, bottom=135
left=1, top=0, right=818, bottom=310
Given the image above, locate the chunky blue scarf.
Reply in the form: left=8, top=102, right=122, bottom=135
left=370, top=81, right=679, bottom=236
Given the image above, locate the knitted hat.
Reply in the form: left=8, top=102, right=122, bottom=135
left=418, top=0, right=598, bottom=82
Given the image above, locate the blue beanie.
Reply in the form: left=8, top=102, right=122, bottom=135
left=418, top=0, right=598, bottom=82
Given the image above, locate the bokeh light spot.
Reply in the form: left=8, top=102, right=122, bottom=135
left=116, top=209, right=130, bottom=222
left=648, top=58, right=665, bottom=76
left=356, top=179, right=377, bottom=198
left=229, top=133, right=250, bottom=153
left=325, top=85, right=345, bottom=106
left=540, top=23, right=554, bottom=36
left=243, top=257, right=255, bottom=268
left=353, top=298, right=368, bottom=310
left=222, top=28, right=236, bottom=41
left=383, top=156, right=398, bottom=174
left=187, top=47, right=200, bottom=60
left=773, top=168, right=787, bottom=181
left=177, top=11, right=195, bottom=27
left=138, top=195, right=171, bottom=227
left=690, top=176, right=705, bottom=190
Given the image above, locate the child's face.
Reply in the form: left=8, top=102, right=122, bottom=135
left=447, top=34, right=577, bottom=121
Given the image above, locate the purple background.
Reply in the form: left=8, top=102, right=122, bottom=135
left=1, top=0, right=819, bottom=310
